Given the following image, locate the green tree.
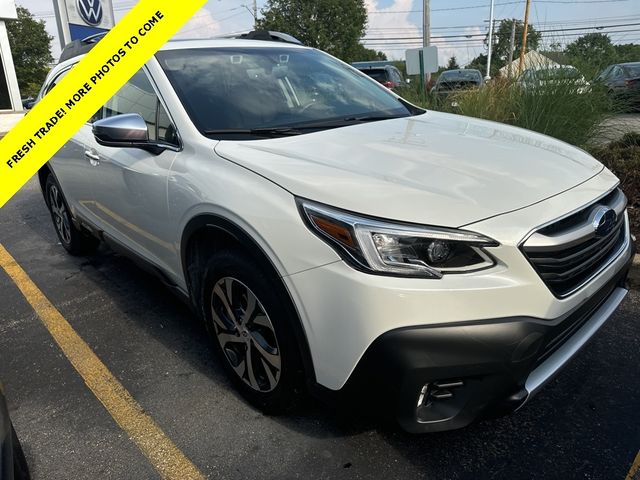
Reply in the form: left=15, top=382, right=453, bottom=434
left=446, top=56, right=460, bottom=70
left=613, top=43, right=640, bottom=64
left=566, top=33, right=615, bottom=65
left=486, top=19, right=541, bottom=71
left=6, top=6, right=53, bottom=98
left=350, top=44, right=387, bottom=62
left=257, top=0, right=368, bottom=62
left=565, top=33, right=617, bottom=78
left=467, top=53, right=487, bottom=73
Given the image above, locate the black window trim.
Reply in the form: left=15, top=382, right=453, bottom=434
left=43, top=62, right=183, bottom=152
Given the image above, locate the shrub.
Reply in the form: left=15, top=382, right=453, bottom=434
left=402, top=78, right=615, bottom=148
left=590, top=133, right=640, bottom=236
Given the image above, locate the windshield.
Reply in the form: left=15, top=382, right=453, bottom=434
left=156, top=47, right=417, bottom=138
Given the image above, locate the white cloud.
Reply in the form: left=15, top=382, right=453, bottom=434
left=364, top=0, right=420, bottom=61
left=433, top=26, right=484, bottom=67
left=175, top=8, right=223, bottom=39
left=363, top=0, right=484, bottom=66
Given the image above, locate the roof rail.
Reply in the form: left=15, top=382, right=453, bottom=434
left=351, top=61, right=399, bottom=70
left=217, top=30, right=304, bottom=45
left=59, top=32, right=108, bottom=63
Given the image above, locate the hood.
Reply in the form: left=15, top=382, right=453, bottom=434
left=214, top=112, right=603, bottom=227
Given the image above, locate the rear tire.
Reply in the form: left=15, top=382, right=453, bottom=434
left=45, top=174, right=99, bottom=255
left=200, top=249, right=303, bottom=414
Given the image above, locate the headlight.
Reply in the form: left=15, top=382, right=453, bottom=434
left=299, top=200, right=498, bottom=278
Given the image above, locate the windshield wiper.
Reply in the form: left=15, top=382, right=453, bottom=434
left=203, top=115, right=410, bottom=138
left=203, top=127, right=303, bottom=137
left=342, top=114, right=408, bottom=123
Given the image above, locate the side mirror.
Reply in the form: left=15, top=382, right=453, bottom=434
left=23, top=99, right=37, bottom=110
left=93, top=113, right=165, bottom=154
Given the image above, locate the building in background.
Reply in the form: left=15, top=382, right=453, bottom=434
left=0, top=0, right=22, bottom=112
left=53, top=0, right=115, bottom=49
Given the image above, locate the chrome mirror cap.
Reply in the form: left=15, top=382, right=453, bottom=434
left=93, top=113, right=149, bottom=144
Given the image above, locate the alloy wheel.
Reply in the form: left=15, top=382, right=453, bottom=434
left=48, top=184, right=72, bottom=245
left=210, top=277, right=282, bottom=392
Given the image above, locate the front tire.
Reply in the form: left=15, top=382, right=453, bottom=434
left=200, top=250, right=303, bottom=413
left=45, top=174, right=99, bottom=255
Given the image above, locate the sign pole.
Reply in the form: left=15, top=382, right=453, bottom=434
left=486, top=0, right=495, bottom=80
left=419, top=50, right=425, bottom=99
left=53, top=0, right=72, bottom=49
left=423, top=0, right=430, bottom=91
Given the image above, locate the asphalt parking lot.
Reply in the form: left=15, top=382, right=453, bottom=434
left=0, top=177, right=638, bottom=480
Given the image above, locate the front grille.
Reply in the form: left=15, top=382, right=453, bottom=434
left=522, top=188, right=628, bottom=297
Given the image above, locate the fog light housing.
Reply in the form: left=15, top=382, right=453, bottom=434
left=416, top=380, right=465, bottom=424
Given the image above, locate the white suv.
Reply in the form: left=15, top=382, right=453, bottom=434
left=38, top=34, right=635, bottom=433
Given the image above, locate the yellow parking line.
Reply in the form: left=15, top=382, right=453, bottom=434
left=627, top=451, right=640, bottom=480
left=0, top=244, right=205, bottom=480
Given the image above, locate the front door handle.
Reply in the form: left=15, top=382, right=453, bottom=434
left=84, top=150, right=100, bottom=166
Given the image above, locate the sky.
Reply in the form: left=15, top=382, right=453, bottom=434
left=15, top=0, right=640, bottom=65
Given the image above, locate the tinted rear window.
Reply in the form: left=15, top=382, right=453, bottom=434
left=439, top=70, right=481, bottom=82
left=361, top=69, right=388, bottom=82
left=624, top=64, right=640, bottom=78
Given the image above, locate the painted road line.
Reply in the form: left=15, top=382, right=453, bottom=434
left=627, top=450, right=640, bottom=480
left=0, top=244, right=205, bottom=480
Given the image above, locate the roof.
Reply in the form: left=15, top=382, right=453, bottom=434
left=498, top=51, right=559, bottom=77
left=441, top=69, right=481, bottom=74
left=351, top=61, right=398, bottom=70
left=58, top=30, right=306, bottom=63
left=156, top=38, right=309, bottom=52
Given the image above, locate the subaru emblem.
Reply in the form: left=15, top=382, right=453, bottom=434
left=591, top=206, right=617, bottom=237
left=77, top=0, right=103, bottom=26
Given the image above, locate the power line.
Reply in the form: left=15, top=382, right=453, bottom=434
left=363, top=29, right=640, bottom=47
left=363, top=22, right=640, bottom=41
left=368, top=15, right=640, bottom=32
left=369, top=0, right=633, bottom=14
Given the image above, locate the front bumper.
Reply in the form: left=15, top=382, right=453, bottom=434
left=331, top=256, right=632, bottom=433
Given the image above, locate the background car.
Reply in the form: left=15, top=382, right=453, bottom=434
left=0, top=384, right=29, bottom=480
left=431, top=69, right=483, bottom=98
left=353, top=62, right=406, bottom=90
left=517, top=65, right=590, bottom=93
left=594, top=62, right=640, bottom=108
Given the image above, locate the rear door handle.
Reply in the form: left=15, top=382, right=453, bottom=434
left=84, top=150, right=100, bottom=166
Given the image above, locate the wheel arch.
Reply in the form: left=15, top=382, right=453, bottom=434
left=38, top=163, right=54, bottom=204
left=181, top=214, right=317, bottom=384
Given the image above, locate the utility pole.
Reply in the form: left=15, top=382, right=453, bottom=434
left=507, top=19, right=516, bottom=78
left=518, top=0, right=532, bottom=75
left=423, top=0, right=431, bottom=90
left=485, top=0, right=496, bottom=80
left=253, top=0, right=258, bottom=29
left=241, top=1, right=258, bottom=28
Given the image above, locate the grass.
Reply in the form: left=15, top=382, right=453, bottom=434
left=399, top=77, right=618, bottom=148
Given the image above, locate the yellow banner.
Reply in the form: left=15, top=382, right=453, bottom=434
left=0, top=0, right=207, bottom=208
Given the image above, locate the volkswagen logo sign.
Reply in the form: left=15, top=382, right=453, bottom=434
left=591, top=206, right=617, bottom=238
left=77, top=0, right=103, bottom=26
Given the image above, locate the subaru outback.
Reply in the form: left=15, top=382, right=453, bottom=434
left=37, top=33, right=635, bottom=433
